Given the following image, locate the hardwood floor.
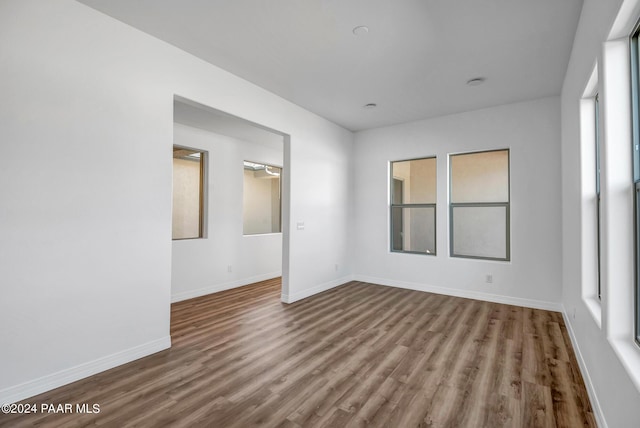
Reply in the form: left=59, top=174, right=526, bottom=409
left=0, top=279, right=596, bottom=427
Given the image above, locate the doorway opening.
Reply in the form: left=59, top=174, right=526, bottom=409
left=170, top=96, right=290, bottom=306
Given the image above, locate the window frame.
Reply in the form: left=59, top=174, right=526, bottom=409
left=242, top=160, right=283, bottom=236
left=630, top=23, right=640, bottom=344
left=389, top=156, right=437, bottom=256
left=172, top=145, right=207, bottom=240
left=449, top=149, right=511, bottom=262
left=595, top=93, right=602, bottom=300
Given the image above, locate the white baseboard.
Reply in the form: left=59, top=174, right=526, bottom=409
left=0, top=336, right=171, bottom=405
left=560, top=307, right=607, bottom=428
left=281, top=275, right=354, bottom=304
left=171, top=271, right=282, bottom=303
left=352, top=275, right=563, bottom=312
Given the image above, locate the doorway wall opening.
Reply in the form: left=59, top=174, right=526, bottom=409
left=171, top=96, right=290, bottom=303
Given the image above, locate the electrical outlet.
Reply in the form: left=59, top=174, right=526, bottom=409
left=227, top=265, right=232, bottom=273
left=485, top=274, right=493, bottom=284
left=335, top=264, right=339, bottom=272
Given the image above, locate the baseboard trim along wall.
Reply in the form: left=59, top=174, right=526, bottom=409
left=351, top=275, right=563, bottom=312
left=171, top=272, right=282, bottom=303
left=0, top=336, right=171, bottom=405
left=281, top=275, right=355, bottom=304
left=280, top=274, right=562, bottom=311
left=560, top=308, right=607, bottom=428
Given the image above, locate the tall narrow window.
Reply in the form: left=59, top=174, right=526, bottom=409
left=450, top=149, right=510, bottom=261
left=243, top=161, right=282, bottom=235
left=631, top=25, right=640, bottom=343
left=172, top=146, right=206, bottom=240
left=595, top=94, right=602, bottom=300
left=390, top=157, right=437, bottom=255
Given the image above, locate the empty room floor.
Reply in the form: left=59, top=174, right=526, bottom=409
left=0, top=278, right=595, bottom=427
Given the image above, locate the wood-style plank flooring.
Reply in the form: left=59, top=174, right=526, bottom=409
left=0, top=279, right=596, bottom=427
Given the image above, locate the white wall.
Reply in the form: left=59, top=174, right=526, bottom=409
left=172, top=124, right=283, bottom=302
left=353, top=97, right=562, bottom=309
left=7, top=2, right=635, bottom=422
left=0, top=0, right=353, bottom=403
left=561, top=0, right=640, bottom=426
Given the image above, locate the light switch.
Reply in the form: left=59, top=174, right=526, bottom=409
left=296, top=222, right=305, bottom=230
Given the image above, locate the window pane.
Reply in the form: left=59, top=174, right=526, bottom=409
left=633, top=30, right=640, bottom=343
left=595, top=95, right=601, bottom=195
left=634, top=36, right=640, bottom=182
left=451, top=150, right=509, bottom=203
left=636, top=184, right=640, bottom=342
left=595, top=94, right=602, bottom=299
left=391, top=206, right=435, bottom=254
left=172, top=147, right=204, bottom=240
left=451, top=205, right=508, bottom=259
left=631, top=30, right=640, bottom=345
left=391, top=157, right=436, bottom=204
left=243, top=162, right=281, bottom=235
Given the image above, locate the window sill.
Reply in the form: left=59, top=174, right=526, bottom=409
left=243, top=232, right=283, bottom=237
left=449, top=256, right=512, bottom=265
left=610, top=336, right=640, bottom=393
left=584, top=296, right=602, bottom=329
left=390, top=250, right=436, bottom=256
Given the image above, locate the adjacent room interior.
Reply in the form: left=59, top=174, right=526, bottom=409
left=1, top=0, right=640, bottom=427
left=171, top=97, right=287, bottom=303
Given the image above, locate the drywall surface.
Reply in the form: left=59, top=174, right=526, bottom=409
left=0, top=0, right=353, bottom=402
left=353, top=97, right=563, bottom=309
left=560, top=0, right=640, bottom=426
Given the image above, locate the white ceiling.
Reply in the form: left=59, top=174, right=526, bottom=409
left=79, top=0, right=583, bottom=132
